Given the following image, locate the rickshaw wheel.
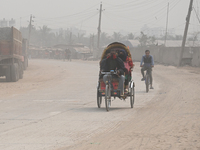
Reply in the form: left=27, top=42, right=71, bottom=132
left=97, top=91, right=102, bottom=108
left=130, top=83, right=135, bottom=108
left=97, top=83, right=102, bottom=108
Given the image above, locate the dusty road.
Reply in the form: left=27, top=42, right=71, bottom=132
left=0, top=59, right=199, bottom=150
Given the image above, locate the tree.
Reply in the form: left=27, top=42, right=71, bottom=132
left=137, top=32, right=156, bottom=46
left=77, top=32, right=85, bottom=43
left=100, top=32, right=109, bottom=46
left=188, top=32, right=199, bottom=41
left=39, top=25, right=51, bottom=46
left=137, top=32, right=148, bottom=46
left=149, top=36, right=156, bottom=45
left=127, top=33, right=134, bottom=40
left=112, top=32, right=121, bottom=41
left=175, top=35, right=183, bottom=40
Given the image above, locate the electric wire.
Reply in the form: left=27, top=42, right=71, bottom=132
left=21, top=0, right=198, bottom=37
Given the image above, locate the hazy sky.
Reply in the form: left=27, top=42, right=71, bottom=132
left=1, top=0, right=200, bottom=36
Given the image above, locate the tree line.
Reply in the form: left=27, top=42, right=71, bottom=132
left=20, top=25, right=190, bottom=48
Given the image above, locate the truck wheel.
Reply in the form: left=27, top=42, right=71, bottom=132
left=11, top=63, right=19, bottom=82
left=24, top=58, right=28, bottom=70
left=19, top=63, right=23, bottom=79
left=6, top=66, right=11, bottom=82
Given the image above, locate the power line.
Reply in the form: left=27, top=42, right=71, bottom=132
left=35, top=12, right=98, bottom=28
left=36, top=10, right=97, bottom=23
left=193, top=7, right=200, bottom=23
left=104, top=0, right=158, bottom=10
left=105, top=0, right=179, bottom=25
left=43, top=3, right=99, bottom=20
left=140, top=0, right=182, bottom=28
left=105, top=0, right=168, bottom=13
left=70, top=12, right=99, bottom=27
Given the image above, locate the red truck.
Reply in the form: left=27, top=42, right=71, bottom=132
left=0, top=27, right=28, bottom=82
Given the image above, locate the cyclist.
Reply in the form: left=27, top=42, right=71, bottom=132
left=140, top=50, right=154, bottom=89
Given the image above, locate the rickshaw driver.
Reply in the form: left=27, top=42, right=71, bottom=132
left=100, top=49, right=126, bottom=96
left=140, top=50, right=154, bottom=89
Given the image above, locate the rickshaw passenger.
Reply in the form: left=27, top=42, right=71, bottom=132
left=100, top=49, right=126, bottom=96
left=118, top=50, right=134, bottom=92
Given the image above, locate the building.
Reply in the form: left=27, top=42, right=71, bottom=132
left=141, top=24, right=175, bottom=38
left=0, top=18, right=16, bottom=27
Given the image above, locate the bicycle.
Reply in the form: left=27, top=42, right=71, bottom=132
left=101, top=70, right=116, bottom=111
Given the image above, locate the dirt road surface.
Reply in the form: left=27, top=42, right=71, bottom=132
left=0, top=59, right=199, bottom=150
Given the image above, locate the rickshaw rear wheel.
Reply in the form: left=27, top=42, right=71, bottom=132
left=97, top=91, right=102, bottom=108
left=97, top=83, right=102, bottom=108
left=130, top=82, right=135, bottom=108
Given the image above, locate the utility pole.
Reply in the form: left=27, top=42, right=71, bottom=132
left=28, top=14, right=34, bottom=59
left=89, top=35, right=92, bottom=53
left=69, top=32, right=72, bottom=45
left=92, top=34, right=95, bottom=53
left=179, top=0, right=193, bottom=66
left=28, top=15, right=33, bottom=45
left=97, top=2, right=102, bottom=50
left=164, top=3, right=169, bottom=46
left=20, top=17, right=21, bottom=29
left=89, top=34, right=94, bottom=53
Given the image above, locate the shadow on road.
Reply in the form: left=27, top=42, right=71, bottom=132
left=76, top=107, right=133, bottom=113
left=135, top=90, right=148, bottom=93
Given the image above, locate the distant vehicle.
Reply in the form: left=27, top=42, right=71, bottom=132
left=0, top=27, right=28, bottom=82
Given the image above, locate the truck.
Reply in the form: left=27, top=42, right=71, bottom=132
left=0, top=27, right=27, bottom=82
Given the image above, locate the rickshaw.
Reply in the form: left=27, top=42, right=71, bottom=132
left=97, top=42, right=135, bottom=111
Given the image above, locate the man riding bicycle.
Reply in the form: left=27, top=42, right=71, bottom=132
left=140, top=50, right=154, bottom=89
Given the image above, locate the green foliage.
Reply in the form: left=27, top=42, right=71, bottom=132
left=127, top=33, right=134, bottom=40
left=137, top=32, right=156, bottom=46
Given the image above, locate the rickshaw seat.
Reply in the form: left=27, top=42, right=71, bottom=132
left=99, top=78, right=119, bottom=90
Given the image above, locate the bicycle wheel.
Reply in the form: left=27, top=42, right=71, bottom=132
left=130, top=85, right=135, bottom=108
left=105, top=84, right=111, bottom=111
left=145, top=75, right=149, bottom=93
left=97, top=87, right=102, bottom=108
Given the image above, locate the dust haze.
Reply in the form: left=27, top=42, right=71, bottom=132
left=0, top=0, right=200, bottom=150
